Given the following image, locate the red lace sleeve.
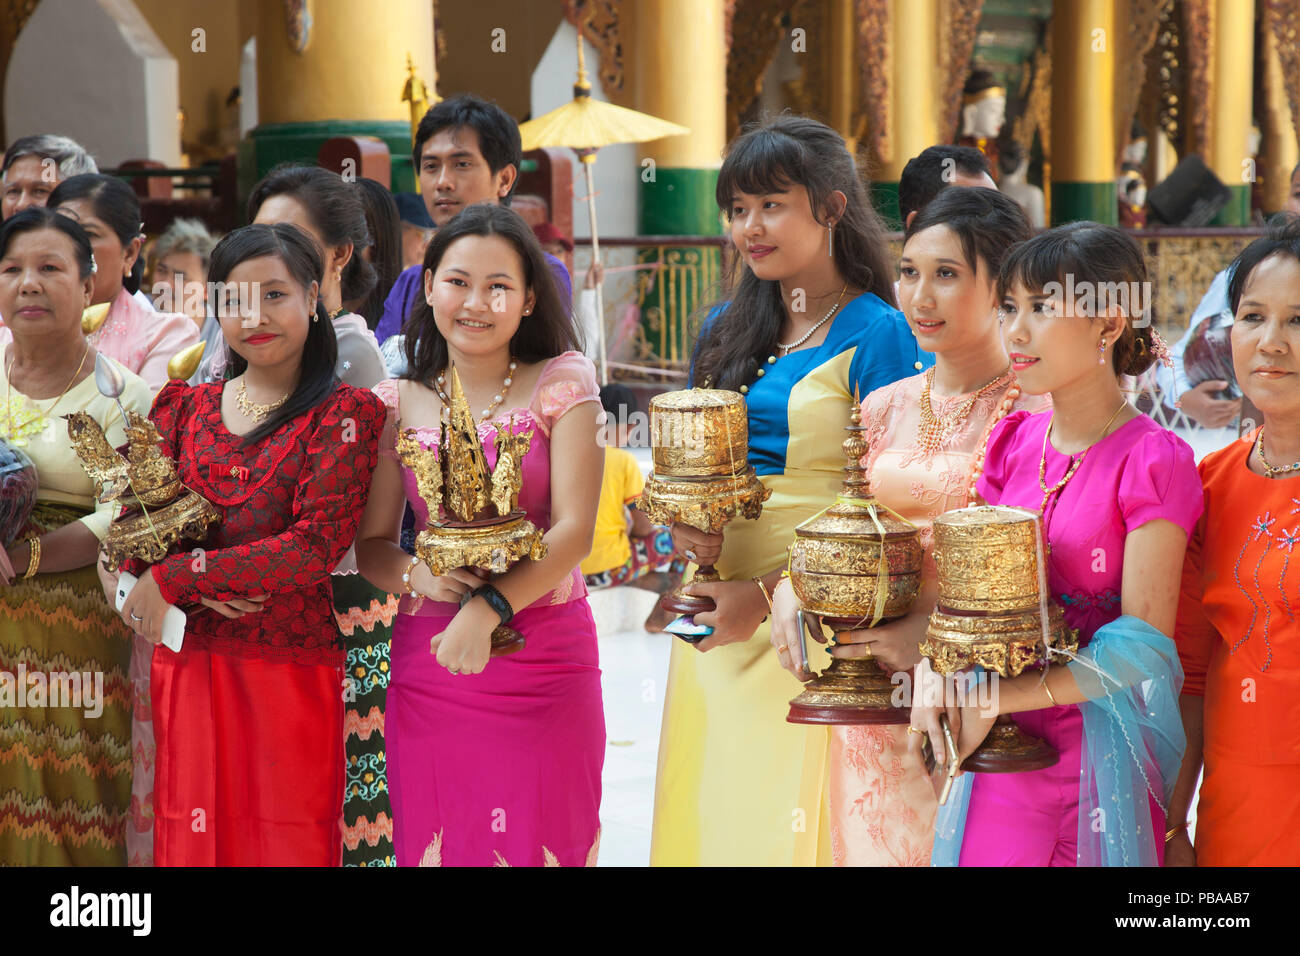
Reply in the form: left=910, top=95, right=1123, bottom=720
left=147, top=378, right=194, bottom=459
left=150, top=387, right=386, bottom=605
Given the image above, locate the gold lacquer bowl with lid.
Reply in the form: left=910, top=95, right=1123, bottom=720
left=649, top=388, right=749, bottom=478
left=930, top=505, right=1044, bottom=614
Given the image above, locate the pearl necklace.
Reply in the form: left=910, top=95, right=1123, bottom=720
left=918, top=366, right=1012, bottom=457
left=1256, top=429, right=1300, bottom=478
left=435, top=358, right=518, bottom=420
left=740, top=286, right=847, bottom=396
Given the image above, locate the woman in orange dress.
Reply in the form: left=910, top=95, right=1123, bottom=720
left=1170, top=215, right=1300, bottom=866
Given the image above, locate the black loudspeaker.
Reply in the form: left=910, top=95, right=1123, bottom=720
left=1147, top=154, right=1232, bottom=226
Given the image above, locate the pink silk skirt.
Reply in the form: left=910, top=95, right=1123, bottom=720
left=387, top=598, right=605, bottom=866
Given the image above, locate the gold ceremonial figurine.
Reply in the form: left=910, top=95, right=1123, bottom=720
left=920, top=505, right=1079, bottom=771
left=639, top=388, right=769, bottom=619
left=785, top=399, right=923, bottom=724
left=65, top=356, right=219, bottom=570
left=395, top=366, right=546, bottom=656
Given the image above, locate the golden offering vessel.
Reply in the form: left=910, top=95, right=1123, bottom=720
left=166, top=341, right=206, bottom=382
left=786, top=400, right=923, bottom=725
left=920, top=505, right=1079, bottom=772
left=395, top=366, right=546, bottom=656
left=639, top=388, right=769, bottom=618
left=65, top=409, right=220, bottom=571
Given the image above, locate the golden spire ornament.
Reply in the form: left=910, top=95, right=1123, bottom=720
left=395, top=363, right=546, bottom=657
left=785, top=396, right=924, bottom=724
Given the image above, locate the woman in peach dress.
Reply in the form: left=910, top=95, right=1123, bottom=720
left=770, top=188, right=1044, bottom=865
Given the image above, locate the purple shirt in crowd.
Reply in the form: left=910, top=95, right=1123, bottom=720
left=375, top=251, right=573, bottom=344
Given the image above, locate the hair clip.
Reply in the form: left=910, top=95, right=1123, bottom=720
left=1150, top=328, right=1173, bottom=369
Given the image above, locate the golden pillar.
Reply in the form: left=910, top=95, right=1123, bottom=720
left=630, top=0, right=726, bottom=233
left=878, top=0, right=939, bottom=183
left=1208, top=0, right=1255, bottom=224
left=1261, top=16, right=1299, bottom=213
left=1050, top=0, right=1117, bottom=223
left=828, top=0, right=859, bottom=151
left=245, top=0, right=435, bottom=192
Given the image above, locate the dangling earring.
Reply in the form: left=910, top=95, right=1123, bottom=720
left=311, top=309, right=319, bottom=323
left=1098, top=338, right=1106, bottom=365
left=827, top=224, right=835, bottom=259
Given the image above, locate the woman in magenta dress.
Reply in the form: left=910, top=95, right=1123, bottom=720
left=113, top=222, right=385, bottom=865
left=356, top=203, right=604, bottom=867
left=915, top=223, right=1202, bottom=867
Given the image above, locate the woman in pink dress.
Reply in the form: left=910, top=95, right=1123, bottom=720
left=914, top=223, right=1203, bottom=866
left=48, top=174, right=198, bottom=396
left=769, top=188, right=1044, bottom=865
left=355, top=203, right=604, bottom=866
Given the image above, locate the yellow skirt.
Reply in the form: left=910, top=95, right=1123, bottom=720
left=650, top=473, right=834, bottom=866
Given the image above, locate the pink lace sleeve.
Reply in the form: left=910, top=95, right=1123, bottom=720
left=138, top=310, right=201, bottom=396
left=372, top=378, right=401, bottom=460
left=531, top=351, right=600, bottom=435
left=860, top=378, right=908, bottom=477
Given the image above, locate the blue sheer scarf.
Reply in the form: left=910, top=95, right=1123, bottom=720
left=931, top=616, right=1185, bottom=867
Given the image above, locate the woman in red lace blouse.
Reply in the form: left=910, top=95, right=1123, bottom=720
left=112, top=223, right=385, bottom=865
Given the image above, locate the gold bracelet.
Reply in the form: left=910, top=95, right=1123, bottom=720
left=752, top=576, right=774, bottom=613
left=400, top=555, right=420, bottom=595
left=1043, top=670, right=1059, bottom=707
left=22, top=535, right=40, bottom=579
left=1165, top=822, right=1189, bottom=843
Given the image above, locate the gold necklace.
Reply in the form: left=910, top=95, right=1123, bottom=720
left=1256, top=429, right=1300, bottom=478
left=435, top=358, right=518, bottom=421
left=917, top=365, right=1013, bottom=456
left=1037, top=400, right=1129, bottom=513
left=5, top=343, right=91, bottom=439
left=236, top=377, right=290, bottom=424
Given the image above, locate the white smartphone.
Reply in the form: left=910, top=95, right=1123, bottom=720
left=116, top=571, right=186, bottom=653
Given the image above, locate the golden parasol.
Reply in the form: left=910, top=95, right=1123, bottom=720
left=518, top=29, right=689, bottom=384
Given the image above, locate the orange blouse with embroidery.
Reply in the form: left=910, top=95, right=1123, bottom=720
left=1174, top=428, right=1300, bottom=865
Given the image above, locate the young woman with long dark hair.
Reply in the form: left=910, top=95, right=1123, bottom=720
left=356, top=202, right=604, bottom=866
left=651, top=115, right=928, bottom=866
left=110, top=223, right=385, bottom=865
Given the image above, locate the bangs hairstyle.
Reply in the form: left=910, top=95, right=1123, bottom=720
left=1227, top=212, right=1300, bottom=313
left=48, top=173, right=144, bottom=295
left=692, top=115, right=897, bottom=391
left=207, top=223, right=339, bottom=446
left=998, top=221, right=1156, bottom=377
left=0, top=205, right=95, bottom=279
left=403, top=202, right=580, bottom=384
left=905, top=186, right=1032, bottom=279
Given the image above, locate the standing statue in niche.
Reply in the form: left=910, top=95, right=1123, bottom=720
left=958, top=69, right=1006, bottom=181
left=998, top=139, right=1046, bottom=229
left=1118, top=121, right=1150, bottom=228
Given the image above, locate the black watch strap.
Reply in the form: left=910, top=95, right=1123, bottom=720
left=473, top=584, right=514, bottom=625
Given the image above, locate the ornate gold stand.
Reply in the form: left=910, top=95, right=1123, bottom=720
left=640, top=389, right=770, bottom=622
left=414, top=510, right=545, bottom=657
left=785, top=402, right=923, bottom=725
left=101, top=489, right=220, bottom=572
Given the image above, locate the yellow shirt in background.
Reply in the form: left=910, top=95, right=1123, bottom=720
left=580, top=445, right=645, bottom=575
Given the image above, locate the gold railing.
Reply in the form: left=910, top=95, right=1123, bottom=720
left=574, top=227, right=1264, bottom=383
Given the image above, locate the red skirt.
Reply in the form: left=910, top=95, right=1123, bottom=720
left=151, top=647, right=344, bottom=866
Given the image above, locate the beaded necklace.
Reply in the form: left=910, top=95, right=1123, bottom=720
left=965, top=378, right=1023, bottom=499
left=1255, top=429, right=1300, bottom=478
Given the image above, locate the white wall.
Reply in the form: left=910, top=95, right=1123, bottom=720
left=5, top=0, right=180, bottom=167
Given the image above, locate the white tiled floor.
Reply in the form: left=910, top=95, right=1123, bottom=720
left=591, top=587, right=671, bottom=867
